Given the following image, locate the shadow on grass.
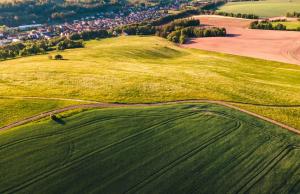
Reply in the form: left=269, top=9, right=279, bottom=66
left=51, top=115, right=66, bottom=125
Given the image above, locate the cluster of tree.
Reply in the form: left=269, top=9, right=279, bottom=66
left=0, top=37, right=83, bottom=60
left=114, top=24, right=156, bottom=35
left=57, top=39, right=84, bottom=51
left=117, top=17, right=225, bottom=44
left=249, top=21, right=286, bottom=30
left=115, top=18, right=200, bottom=37
left=69, top=30, right=111, bottom=41
left=286, top=12, right=300, bottom=18
left=150, top=9, right=201, bottom=26
left=155, top=18, right=201, bottom=37
left=216, top=11, right=259, bottom=19
left=269, top=19, right=287, bottom=22
left=166, top=27, right=226, bottom=44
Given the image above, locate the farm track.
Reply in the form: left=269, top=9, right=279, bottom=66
left=0, top=97, right=299, bottom=134
left=2, top=112, right=199, bottom=194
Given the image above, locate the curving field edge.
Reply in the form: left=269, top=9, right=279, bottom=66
left=0, top=100, right=299, bottom=135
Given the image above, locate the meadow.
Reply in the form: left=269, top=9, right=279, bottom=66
left=218, top=0, right=300, bottom=17
left=0, top=103, right=299, bottom=193
left=271, top=21, right=300, bottom=30
left=0, top=36, right=300, bottom=129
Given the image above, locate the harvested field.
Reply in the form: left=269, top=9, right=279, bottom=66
left=218, top=0, right=300, bottom=18
left=185, top=15, right=300, bottom=65
left=0, top=103, right=299, bottom=193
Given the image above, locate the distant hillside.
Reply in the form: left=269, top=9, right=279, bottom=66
left=0, top=0, right=185, bottom=26
left=0, top=0, right=127, bottom=27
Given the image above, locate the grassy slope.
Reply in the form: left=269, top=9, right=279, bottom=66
left=0, top=103, right=299, bottom=193
left=0, top=98, right=81, bottom=127
left=0, top=36, right=300, bottom=129
left=272, top=21, right=300, bottom=30
left=219, top=0, right=300, bottom=17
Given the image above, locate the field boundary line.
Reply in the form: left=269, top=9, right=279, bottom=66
left=0, top=100, right=299, bottom=135
left=2, top=96, right=300, bottom=108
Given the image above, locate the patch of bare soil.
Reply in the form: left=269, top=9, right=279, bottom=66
left=184, top=15, right=300, bottom=65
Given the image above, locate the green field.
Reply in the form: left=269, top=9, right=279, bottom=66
left=271, top=21, right=300, bottom=30
left=219, top=0, right=300, bottom=17
left=0, top=103, right=299, bottom=193
left=1, top=36, right=300, bottom=130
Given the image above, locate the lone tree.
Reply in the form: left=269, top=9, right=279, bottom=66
left=54, top=54, right=63, bottom=60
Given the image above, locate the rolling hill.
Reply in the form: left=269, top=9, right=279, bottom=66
left=1, top=36, right=300, bottom=130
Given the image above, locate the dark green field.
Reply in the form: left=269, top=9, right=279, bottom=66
left=0, top=103, right=299, bottom=194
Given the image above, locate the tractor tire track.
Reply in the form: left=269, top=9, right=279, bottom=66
left=0, top=114, right=172, bottom=151
left=2, top=112, right=197, bottom=194
left=123, top=120, right=242, bottom=194
left=95, top=112, right=238, bottom=191
left=236, top=145, right=299, bottom=194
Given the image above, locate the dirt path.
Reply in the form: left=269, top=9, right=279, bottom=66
left=0, top=96, right=99, bottom=103
left=2, top=96, right=300, bottom=107
left=0, top=100, right=299, bottom=135
left=184, top=15, right=300, bottom=65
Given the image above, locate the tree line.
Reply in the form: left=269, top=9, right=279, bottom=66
left=117, top=18, right=226, bottom=44
left=286, top=12, right=300, bottom=18
left=0, top=37, right=83, bottom=60
left=249, top=21, right=285, bottom=30
left=249, top=20, right=300, bottom=31
left=215, top=11, right=259, bottom=19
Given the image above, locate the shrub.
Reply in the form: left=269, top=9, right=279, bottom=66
left=50, top=114, right=57, bottom=120
left=54, top=54, right=63, bottom=60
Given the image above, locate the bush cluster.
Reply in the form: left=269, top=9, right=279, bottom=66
left=249, top=21, right=287, bottom=30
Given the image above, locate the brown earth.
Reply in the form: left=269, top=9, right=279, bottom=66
left=183, top=15, right=300, bottom=65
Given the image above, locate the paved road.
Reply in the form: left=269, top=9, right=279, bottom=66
left=1, top=100, right=299, bottom=135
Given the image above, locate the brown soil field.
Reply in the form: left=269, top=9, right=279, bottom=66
left=184, top=15, right=300, bottom=65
